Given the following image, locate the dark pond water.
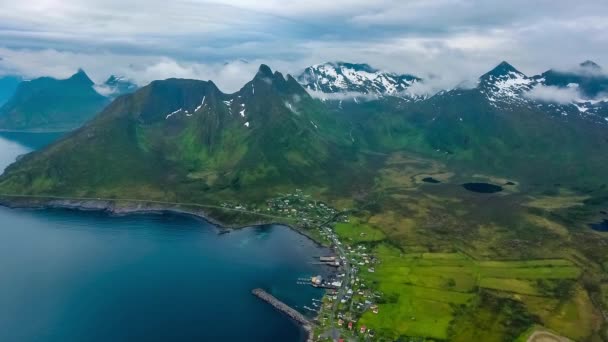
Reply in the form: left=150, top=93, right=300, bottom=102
left=590, top=219, right=608, bottom=232
left=0, top=132, right=329, bottom=342
left=422, top=177, right=441, bottom=184
left=462, top=182, right=503, bottom=194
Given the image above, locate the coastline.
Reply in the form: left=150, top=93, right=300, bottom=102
left=0, top=195, right=337, bottom=341
left=0, top=196, right=323, bottom=242
left=0, top=129, right=71, bottom=133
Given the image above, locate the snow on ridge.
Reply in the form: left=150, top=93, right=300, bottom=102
left=195, top=96, right=206, bottom=112
left=302, top=63, right=417, bottom=97
left=166, top=108, right=182, bottom=119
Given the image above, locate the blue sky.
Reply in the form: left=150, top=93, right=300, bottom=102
left=0, top=0, right=607, bottom=92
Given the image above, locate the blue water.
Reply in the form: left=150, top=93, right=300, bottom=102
left=0, top=132, right=329, bottom=341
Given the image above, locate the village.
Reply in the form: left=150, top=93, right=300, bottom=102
left=223, top=190, right=383, bottom=341
left=310, top=227, right=383, bottom=341
left=220, top=189, right=344, bottom=230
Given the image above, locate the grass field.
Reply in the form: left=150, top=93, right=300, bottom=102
left=334, top=219, right=386, bottom=243
left=356, top=243, right=586, bottom=341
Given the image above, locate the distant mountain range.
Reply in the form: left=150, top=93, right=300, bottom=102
left=94, top=75, right=138, bottom=98
left=0, top=70, right=137, bottom=131
left=298, top=60, right=608, bottom=124
left=0, top=75, right=22, bottom=106
left=1, top=60, right=607, bottom=202
left=298, top=62, right=420, bottom=97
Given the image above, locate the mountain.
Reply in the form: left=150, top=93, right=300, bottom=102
left=3, top=62, right=608, bottom=202
left=298, top=62, right=420, bottom=98
left=538, top=60, right=608, bottom=98
left=326, top=61, right=608, bottom=186
left=0, top=70, right=109, bottom=131
left=0, top=75, right=22, bottom=106
left=0, top=65, right=360, bottom=200
left=93, top=75, right=138, bottom=98
left=478, top=61, right=537, bottom=105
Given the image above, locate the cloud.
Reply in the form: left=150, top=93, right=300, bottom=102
left=306, top=89, right=381, bottom=102
left=525, top=85, right=581, bottom=104
left=0, top=48, right=270, bottom=93
left=0, top=0, right=606, bottom=90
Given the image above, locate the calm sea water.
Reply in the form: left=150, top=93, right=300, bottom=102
left=0, top=132, right=328, bottom=342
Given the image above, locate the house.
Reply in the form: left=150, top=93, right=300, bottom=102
left=338, top=319, right=344, bottom=326
left=348, top=322, right=353, bottom=330
left=360, top=325, right=367, bottom=334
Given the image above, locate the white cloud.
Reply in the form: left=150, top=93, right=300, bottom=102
left=0, top=0, right=606, bottom=91
left=306, top=89, right=381, bottom=102
left=525, top=85, right=581, bottom=104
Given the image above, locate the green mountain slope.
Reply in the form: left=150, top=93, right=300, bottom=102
left=0, top=65, right=361, bottom=200
left=330, top=64, right=608, bottom=189
left=0, top=70, right=109, bottom=131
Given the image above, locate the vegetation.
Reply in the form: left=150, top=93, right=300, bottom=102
left=1, top=64, right=608, bottom=341
left=0, top=70, right=109, bottom=131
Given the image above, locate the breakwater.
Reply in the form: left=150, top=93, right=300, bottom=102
left=252, top=288, right=313, bottom=341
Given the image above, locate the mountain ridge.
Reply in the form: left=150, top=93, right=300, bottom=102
left=0, top=70, right=109, bottom=131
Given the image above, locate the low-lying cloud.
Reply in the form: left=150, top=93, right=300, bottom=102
left=525, top=84, right=581, bottom=104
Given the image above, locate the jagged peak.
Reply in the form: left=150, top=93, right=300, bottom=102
left=68, top=68, right=94, bottom=86
left=482, top=61, right=524, bottom=79
left=319, top=62, right=378, bottom=73
left=255, top=64, right=274, bottom=79
left=104, top=75, right=125, bottom=84
left=580, top=60, right=601, bottom=70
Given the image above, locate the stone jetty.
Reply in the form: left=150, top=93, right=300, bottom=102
left=251, top=288, right=313, bottom=341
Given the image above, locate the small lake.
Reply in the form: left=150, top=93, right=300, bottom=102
left=422, top=177, right=441, bottom=184
left=462, top=182, right=503, bottom=194
left=590, top=219, right=608, bottom=232
left=0, top=132, right=329, bottom=342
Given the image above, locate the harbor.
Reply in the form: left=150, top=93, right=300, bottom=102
left=252, top=288, right=314, bottom=341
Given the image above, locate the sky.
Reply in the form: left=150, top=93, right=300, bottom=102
left=0, top=0, right=607, bottom=92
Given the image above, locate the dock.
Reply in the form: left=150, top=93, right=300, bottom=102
left=251, top=288, right=313, bottom=340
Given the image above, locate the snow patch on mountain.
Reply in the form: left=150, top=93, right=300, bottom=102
left=298, top=62, right=420, bottom=99
left=166, top=108, right=182, bottom=120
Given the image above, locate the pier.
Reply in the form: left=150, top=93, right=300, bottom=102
left=251, top=288, right=313, bottom=340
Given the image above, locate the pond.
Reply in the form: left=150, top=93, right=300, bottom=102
left=462, top=182, right=503, bottom=194
left=422, top=177, right=441, bottom=184
left=590, top=219, right=608, bottom=232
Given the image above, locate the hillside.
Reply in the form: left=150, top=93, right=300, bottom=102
left=0, top=65, right=361, bottom=201
left=0, top=70, right=109, bottom=131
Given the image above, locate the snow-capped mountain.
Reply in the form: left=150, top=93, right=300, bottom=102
left=94, top=75, right=138, bottom=98
left=298, top=62, right=420, bottom=97
left=468, top=60, right=607, bottom=123
left=478, top=61, right=537, bottom=105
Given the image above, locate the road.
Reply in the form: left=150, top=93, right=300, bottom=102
left=326, top=229, right=353, bottom=341
left=0, top=193, right=294, bottom=222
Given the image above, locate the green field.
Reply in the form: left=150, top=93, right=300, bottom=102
left=357, top=244, right=586, bottom=341
left=334, top=219, right=386, bottom=243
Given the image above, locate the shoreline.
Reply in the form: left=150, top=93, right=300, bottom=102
left=0, top=196, right=336, bottom=340
left=0, top=196, right=325, bottom=244
left=0, top=129, right=71, bottom=133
